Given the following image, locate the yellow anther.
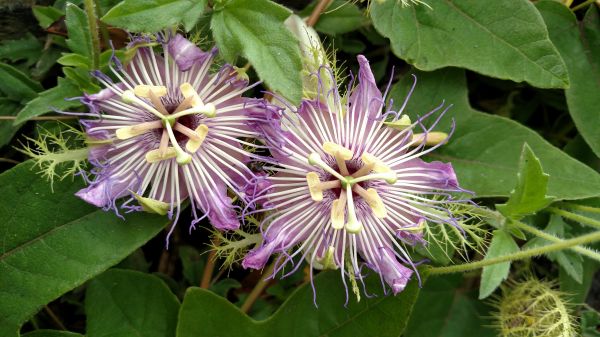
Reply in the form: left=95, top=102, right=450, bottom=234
left=185, top=124, right=209, bottom=153
left=133, top=85, right=167, bottom=98
left=306, top=172, right=324, bottom=201
left=355, top=186, right=387, bottom=218
left=133, top=193, right=170, bottom=215
left=180, top=82, right=204, bottom=107
left=315, top=246, right=338, bottom=270
left=384, top=114, right=412, bottom=130
left=322, top=142, right=353, bottom=160
left=330, top=192, right=347, bottom=230
left=145, top=147, right=177, bottom=163
left=121, top=90, right=137, bottom=103
left=361, top=152, right=392, bottom=173
left=115, top=121, right=162, bottom=140
left=411, top=131, right=448, bottom=146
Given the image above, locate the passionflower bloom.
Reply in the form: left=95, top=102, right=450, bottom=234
left=242, top=55, right=471, bottom=298
left=74, top=34, right=266, bottom=238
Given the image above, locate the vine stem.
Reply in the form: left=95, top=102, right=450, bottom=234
left=560, top=202, right=600, bottom=215
left=510, top=220, right=600, bottom=262
left=572, top=0, right=595, bottom=11
left=0, top=116, right=77, bottom=121
left=548, top=206, right=600, bottom=230
left=307, top=0, right=333, bottom=27
left=200, top=238, right=220, bottom=289
left=240, top=260, right=277, bottom=314
left=84, top=0, right=101, bottom=70
left=429, top=230, right=600, bottom=275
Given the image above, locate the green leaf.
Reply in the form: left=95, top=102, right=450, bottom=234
left=32, top=5, right=65, bottom=29
left=0, top=98, right=22, bottom=147
left=479, top=230, right=520, bottom=299
left=176, top=270, right=425, bottom=337
left=496, top=144, right=555, bottom=219
left=102, top=0, right=202, bottom=32
left=301, top=0, right=366, bottom=35
left=0, top=62, right=43, bottom=103
left=65, top=3, right=93, bottom=65
left=388, top=67, right=600, bottom=200
left=581, top=309, right=600, bottom=337
left=404, top=274, right=496, bottom=337
left=58, top=53, right=92, bottom=69
left=86, top=269, right=180, bottom=337
left=181, top=0, right=207, bottom=32
left=0, top=161, right=167, bottom=337
left=0, top=33, right=43, bottom=66
left=538, top=1, right=600, bottom=157
left=63, top=67, right=101, bottom=93
left=211, top=0, right=302, bottom=105
left=371, top=0, right=569, bottom=89
left=22, top=330, right=84, bottom=337
left=14, top=77, right=82, bottom=126
left=178, top=245, right=204, bottom=285
left=560, top=257, right=599, bottom=304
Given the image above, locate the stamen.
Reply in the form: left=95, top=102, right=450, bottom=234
left=359, top=152, right=392, bottom=174
left=307, top=153, right=346, bottom=181
left=158, top=130, right=169, bottom=157
left=115, top=120, right=163, bottom=140
left=121, top=90, right=165, bottom=120
left=133, top=85, right=167, bottom=98
left=148, top=89, right=168, bottom=115
left=306, top=172, right=341, bottom=201
left=351, top=171, right=397, bottom=185
left=169, top=104, right=216, bottom=119
left=145, top=147, right=177, bottom=163
left=322, top=142, right=353, bottom=176
left=344, top=183, right=362, bottom=233
left=353, top=185, right=387, bottom=218
left=164, top=121, right=192, bottom=165
left=330, top=191, right=347, bottom=229
left=173, top=95, right=194, bottom=114
left=184, top=124, right=209, bottom=153
left=411, top=131, right=448, bottom=146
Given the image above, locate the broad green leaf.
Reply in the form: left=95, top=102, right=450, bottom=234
left=86, top=269, right=180, bottom=337
left=0, top=98, right=21, bottom=147
left=63, top=67, right=101, bottom=93
left=178, top=245, right=204, bottom=285
left=0, top=34, right=42, bottom=66
left=58, top=53, right=92, bottom=69
left=371, top=0, right=569, bottom=89
left=181, top=0, right=208, bottom=32
left=65, top=3, right=93, bottom=65
left=176, top=270, right=426, bottom=337
left=405, top=274, right=495, bottom=337
left=14, top=78, right=82, bottom=126
left=22, top=330, right=84, bottom=337
left=581, top=309, right=600, bottom=337
left=496, top=144, right=555, bottom=219
left=389, top=67, right=600, bottom=200
left=479, top=230, right=519, bottom=299
left=301, top=0, right=366, bottom=35
left=32, top=6, right=65, bottom=29
left=0, top=161, right=167, bottom=337
left=102, top=0, right=202, bottom=32
left=0, top=63, right=42, bottom=103
left=211, top=0, right=302, bottom=105
left=538, top=1, right=600, bottom=157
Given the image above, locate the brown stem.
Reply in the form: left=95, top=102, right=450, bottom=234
left=306, top=0, right=333, bottom=27
left=44, top=305, right=66, bottom=330
left=240, top=260, right=277, bottom=314
left=200, top=237, right=221, bottom=288
left=0, top=116, right=78, bottom=121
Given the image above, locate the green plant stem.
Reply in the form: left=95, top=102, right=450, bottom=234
left=560, top=202, right=600, bottom=215
left=429, top=230, right=600, bottom=275
left=510, top=220, right=600, bottom=262
left=93, top=0, right=110, bottom=47
left=572, top=0, right=595, bottom=11
left=84, top=0, right=100, bottom=70
left=548, top=206, right=600, bottom=230
left=240, top=260, right=277, bottom=314
left=0, top=116, right=77, bottom=121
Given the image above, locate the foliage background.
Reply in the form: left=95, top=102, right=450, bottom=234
left=0, top=0, right=600, bottom=336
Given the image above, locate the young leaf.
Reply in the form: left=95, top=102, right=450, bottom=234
left=0, top=62, right=43, bottom=103
left=14, top=77, right=82, bottom=126
left=496, top=144, right=555, bottom=219
left=102, top=0, right=202, bottom=32
left=86, top=269, right=180, bottom=337
left=479, top=230, right=520, bottom=299
left=32, top=6, right=65, bottom=29
left=0, top=33, right=43, bottom=66
left=211, top=0, right=302, bottom=105
left=371, top=0, right=569, bottom=89
left=538, top=1, right=600, bottom=157
left=0, top=161, right=167, bottom=337
left=388, top=67, right=600, bottom=200
left=176, top=270, right=426, bottom=337
left=65, top=3, right=93, bottom=64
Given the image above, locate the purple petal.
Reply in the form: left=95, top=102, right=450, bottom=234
left=76, top=178, right=129, bottom=208
left=167, top=34, right=209, bottom=71
left=403, top=159, right=459, bottom=189
left=242, top=242, right=275, bottom=269
left=349, top=55, right=384, bottom=130
left=377, top=248, right=413, bottom=294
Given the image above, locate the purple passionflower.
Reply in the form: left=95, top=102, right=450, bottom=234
left=243, top=55, right=470, bottom=298
left=75, top=34, right=267, bottom=239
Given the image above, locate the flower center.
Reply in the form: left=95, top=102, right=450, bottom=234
left=115, top=83, right=215, bottom=165
left=306, top=142, right=396, bottom=234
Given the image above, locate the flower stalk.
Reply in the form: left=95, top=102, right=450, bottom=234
left=240, top=260, right=278, bottom=314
